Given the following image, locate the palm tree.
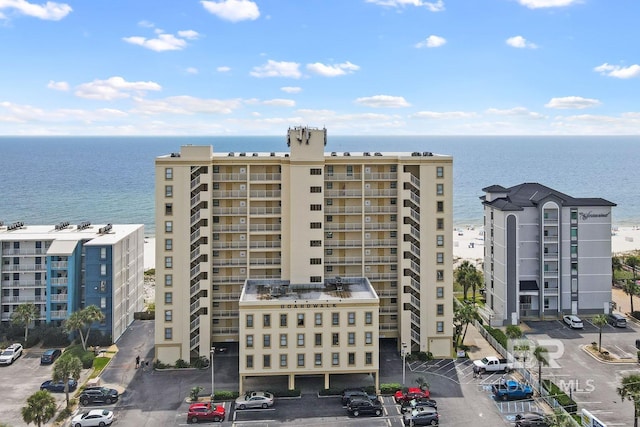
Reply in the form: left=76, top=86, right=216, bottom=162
left=53, top=355, right=82, bottom=407
left=12, top=302, right=39, bottom=342
left=505, top=325, right=523, bottom=340
left=533, top=346, right=549, bottom=393
left=592, top=314, right=608, bottom=353
left=21, top=390, right=56, bottom=427
left=64, top=305, right=106, bottom=351
left=453, top=302, right=479, bottom=349
left=627, top=255, right=640, bottom=281
left=617, top=373, right=640, bottom=427
left=467, top=267, right=483, bottom=303
left=613, top=256, right=623, bottom=284
left=455, top=261, right=474, bottom=301
left=623, top=280, right=640, bottom=314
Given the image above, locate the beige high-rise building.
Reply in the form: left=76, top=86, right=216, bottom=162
left=154, top=127, right=454, bottom=369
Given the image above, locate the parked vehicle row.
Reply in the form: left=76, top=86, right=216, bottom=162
left=71, top=409, right=115, bottom=427
left=187, top=402, right=226, bottom=423
left=492, top=379, right=533, bottom=401
left=79, top=386, right=120, bottom=406
left=0, top=343, right=23, bottom=365
left=40, top=378, right=78, bottom=393
left=394, top=388, right=439, bottom=426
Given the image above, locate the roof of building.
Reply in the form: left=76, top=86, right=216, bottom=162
left=47, top=239, right=80, bottom=255
left=481, top=182, right=616, bottom=210
left=0, top=223, right=143, bottom=246
left=519, top=280, right=539, bottom=291
left=239, top=277, right=379, bottom=304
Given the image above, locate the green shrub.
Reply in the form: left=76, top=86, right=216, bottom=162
left=55, top=407, right=72, bottom=422
left=484, top=325, right=508, bottom=349
left=408, top=351, right=434, bottom=362
left=61, top=344, right=95, bottom=369
left=154, top=359, right=171, bottom=369
left=319, top=387, right=343, bottom=396
left=41, top=326, right=71, bottom=347
left=271, top=389, right=300, bottom=397
left=543, top=379, right=577, bottom=414
left=192, top=356, right=210, bottom=369
left=175, top=359, right=190, bottom=368
left=213, top=390, right=239, bottom=401
left=190, top=386, right=204, bottom=402
left=380, top=383, right=401, bottom=395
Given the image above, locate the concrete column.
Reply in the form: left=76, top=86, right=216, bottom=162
left=324, top=373, right=330, bottom=390
left=288, top=374, right=295, bottom=390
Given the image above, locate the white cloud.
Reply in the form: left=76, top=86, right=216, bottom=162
left=506, top=35, right=537, bottom=49
left=410, top=111, right=477, bottom=119
left=262, top=99, right=295, bottom=107
left=545, top=96, right=600, bottom=109
left=281, top=86, right=301, bottom=94
left=415, top=35, right=446, bottom=48
left=355, top=95, right=410, bottom=108
left=75, top=76, right=162, bottom=101
left=365, top=0, right=444, bottom=12
left=250, top=60, right=301, bottom=78
left=517, top=0, right=580, bottom=8
left=594, top=63, right=640, bottom=79
left=138, top=20, right=155, bottom=28
left=0, top=101, right=127, bottom=123
left=485, top=107, right=545, bottom=119
left=0, top=0, right=72, bottom=21
left=47, top=80, right=69, bottom=91
left=132, top=95, right=242, bottom=115
left=123, top=30, right=200, bottom=52
left=201, top=0, right=259, bottom=22
left=306, top=61, right=360, bottom=77
left=217, top=66, right=231, bottom=72
left=186, top=67, right=199, bottom=74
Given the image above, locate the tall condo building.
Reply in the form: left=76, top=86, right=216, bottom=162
left=481, top=183, right=616, bottom=325
left=0, top=222, right=145, bottom=342
left=154, top=127, right=454, bottom=373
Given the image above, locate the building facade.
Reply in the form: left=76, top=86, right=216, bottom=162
left=481, top=183, right=616, bottom=324
left=238, top=277, right=379, bottom=393
left=154, top=126, right=454, bottom=366
left=0, top=222, right=145, bottom=342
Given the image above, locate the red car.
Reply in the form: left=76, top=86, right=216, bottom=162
left=187, top=402, right=226, bottom=423
left=394, top=387, right=430, bottom=404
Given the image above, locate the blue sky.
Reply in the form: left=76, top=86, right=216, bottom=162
left=1, top=0, right=639, bottom=135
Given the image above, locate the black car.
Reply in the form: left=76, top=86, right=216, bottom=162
left=346, top=397, right=383, bottom=417
left=40, top=349, right=62, bottom=365
left=340, top=388, right=376, bottom=405
left=403, top=407, right=439, bottom=426
left=401, top=398, right=438, bottom=413
left=79, top=387, right=119, bottom=405
left=515, top=412, right=550, bottom=427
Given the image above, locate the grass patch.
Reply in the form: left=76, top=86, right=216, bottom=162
left=89, top=357, right=110, bottom=379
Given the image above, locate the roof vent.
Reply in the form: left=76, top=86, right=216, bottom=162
left=98, top=223, right=113, bottom=234
left=7, top=221, right=24, bottom=231
left=77, top=221, right=91, bottom=230
left=55, top=221, right=70, bottom=231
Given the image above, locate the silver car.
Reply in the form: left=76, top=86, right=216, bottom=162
left=235, top=391, right=274, bottom=409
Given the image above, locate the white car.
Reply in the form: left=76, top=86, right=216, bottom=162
left=563, top=315, right=584, bottom=329
left=71, top=409, right=114, bottom=427
left=235, top=391, right=274, bottom=409
left=0, top=343, right=23, bottom=365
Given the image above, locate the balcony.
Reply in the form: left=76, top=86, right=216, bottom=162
left=324, top=190, right=362, bottom=198
left=1, top=280, right=45, bottom=287
left=364, top=189, right=397, bottom=197
left=213, top=173, right=247, bottom=181
left=50, top=261, right=68, bottom=270
left=4, top=264, right=46, bottom=272
left=325, top=173, right=361, bottom=181
left=364, top=172, right=397, bottom=180
left=411, top=311, right=421, bottom=328
left=211, top=207, right=248, bottom=215
left=212, top=258, right=247, bottom=266
left=325, top=223, right=362, bottom=231
left=190, top=316, right=200, bottom=332
left=249, top=207, right=281, bottom=215
left=365, top=223, right=396, bottom=230
left=211, top=190, right=248, bottom=198
left=365, top=272, right=398, bottom=280
left=212, top=276, right=246, bottom=284
left=249, top=190, right=281, bottom=198
left=1, top=248, right=47, bottom=256
left=324, top=206, right=362, bottom=214
left=212, top=241, right=248, bottom=249
left=50, top=278, right=68, bottom=286
left=211, top=310, right=239, bottom=318
left=325, top=256, right=363, bottom=265
left=324, top=239, right=362, bottom=247
left=50, top=294, right=68, bottom=302
left=364, top=239, right=396, bottom=247
left=364, top=206, right=397, bottom=214
left=249, top=224, right=281, bottom=232
left=249, top=241, right=281, bottom=249
left=250, top=173, right=281, bottom=181
left=50, top=310, right=68, bottom=319
left=5, top=296, right=46, bottom=303
left=213, top=224, right=248, bottom=232
left=212, top=292, right=241, bottom=301
left=365, top=256, right=396, bottom=264
left=249, top=258, right=281, bottom=266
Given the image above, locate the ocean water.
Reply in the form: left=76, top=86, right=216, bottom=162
left=0, top=135, right=638, bottom=236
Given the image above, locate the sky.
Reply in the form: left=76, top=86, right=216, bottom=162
left=1, top=0, right=639, bottom=136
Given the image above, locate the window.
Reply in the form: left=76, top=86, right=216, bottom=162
left=365, top=312, right=373, bottom=325
left=332, top=333, right=339, bottom=345
left=246, top=314, right=254, bottom=328
left=326, top=215, right=333, bottom=222
left=310, top=222, right=322, bottom=229
left=280, top=334, right=287, bottom=347
left=326, top=232, right=333, bottom=239
left=348, top=353, right=355, bottom=365
left=246, top=335, right=254, bottom=348
left=437, top=304, right=444, bottom=316
left=100, top=281, right=106, bottom=292
left=165, top=310, right=172, bottom=321
left=263, top=355, right=271, bottom=368
left=390, top=231, right=397, bottom=238
left=164, top=292, right=172, bottom=304
left=365, top=352, right=373, bottom=365
left=165, top=221, right=173, bottom=233
left=310, top=204, right=322, bottom=211
left=100, top=264, right=107, bottom=275
left=437, top=270, right=444, bottom=281
left=165, top=239, right=173, bottom=251
left=246, top=355, right=253, bottom=368
left=310, top=186, right=322, bottom=193
left=165, top=185, right=173, bottom=197
left=390, top=247, right=397, bottom=255
left=437, top=252, right=444, bottom=264
left=436, top=166, right=443, bottom=178
left=100, top=297, right=106, bottom=309
left=390, top=165, right=397, bottom=173
left=315, top=312, right=322, bottom=326
left=571, top=227, right=578, bottom=239
left=165, top=203, right=173, bottom=215
left=310, top=276, right=321, bottom=282
left=100, top=247, right=106, bottom=260
left=347, top=165, right=353, bottom=176
left=310, top=168, right=322, bottom=175
left=437, top=218, right=444, bottom=230
left=437, top=235, right=444, bottom=246
left=297, top=354, right=305, bottom=367
left=436, top=183, right=444, bottom=195
left=315, top=353, right=322, bottom=366
left=297, top=333, right=304, bottom=346
left=297, top=313, right=305, bottom=326
left=280, top=354, right=287, bottom=367
left=327, top=165, right=333, bottom=176
left=390, top=198, right=397, bottom=205
left=280, top=313, right=287, bottom=327
left=326, top=198, right=333, bottom=206
left=571, top=210, right=578, bottom=220
left=365, top=332, right=372, bottom=344
left=263, top=334, right=271, bottom=348
left=164, top=257, right=172, bottom=268
left=436, top=321, right=444, bottom=333
left=165, top=167, right=173, bottom=180
left=348, top=312, right=355, bottom=325
left=310, top=258, right=322, bottom=265
left=437, top=201, right=444, bottom=212
left=348, top=332, right=355, bottom=345
left=263, top=314, right=271, bottom=327
left=310, top=240, right=321, bottom=247
left=164, top=328, right=172, bottom=340
left=315, top=333, right=322, bottom=346
left=332, top=312, right=339, bottom=326
left=332, top=353, right=339, bottom=366
left=544, top=298, right=550, bottom=309
left=325, top=249, right=333, bottom=255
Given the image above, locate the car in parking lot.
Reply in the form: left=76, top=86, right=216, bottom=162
left=40, top=378, right=78, bottom=393
left=394, top=387, right=430, bottom=404
left=235, top=391, right=274, bottom=409
left=71, top=409, right=114, bottom=426
left=401, top=398, right=438, bottom=413
left=79, top=387, right=119, bottom=405
left=340, top=388, right=377, bottom=405
left=40, top=349, right=62, bottom=365
left=402, top=407, right=439, bottom=425
left=515, top=412, right=550, bottom=427
left=563, top=315, right=584, bottom=329
left=187, top=402, right=226, bottom=423
left=608, top=313, right=627, bottom=328
left=346, top=397, right=383, bottom=417
left=0, top=343, right=23, bottom=365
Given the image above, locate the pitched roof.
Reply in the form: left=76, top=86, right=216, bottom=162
left=482, top=182, right=616, bottom=210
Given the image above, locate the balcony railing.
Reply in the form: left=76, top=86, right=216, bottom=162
left=325, top=173, right=361, bottom=181
left=249, top=190, right=281, bottom=198
left=249, top=224, right=281, bottom=232
left=1, top=248, right=48, bottom=256
left=213, top=173, right=247, bottom=181
left=324, top=206, right=363, bottom=214
left=325, top=239, right=363, bottom=247
left=324, top=190, right=362, bottom=197
left=325, top=223, right=362, bottom=231
left=212, top=241, right=248, bottom=249
left=211, top=190, right=248, bottom=198
left=364, top=172, right=397, bottom=180
left=50, top=261, right=68, bottom=270
left=212, top=293, right=241, bottom=301
left=5, top=296, right=46, bottom=303
left=364, top=239, right=396, bottom=247
left=50, top=310, right=68, bottom=319
left=365, top=256, right=396, bottom=264
left=212, top=258, right=247, bottom=266
left=1, top=280, right=45, bottom=287
left=365, top=223, right=396, bottom=230
left=211, top=310, right=239, bottom=318
left=364, top=189, right=397, bottom=197
left=3, top=264, right=46, bottom=272
left=250, top=173, right=281, bottom=181
left=212, top=224, right=248, bottom=232
left=325, top=257, right=363, bottom=265
left=249, top=258, right=281, bottom=266
left=249, top=241, right=281, bottom=249
left=50, top=278, right=68, bottom=285
left=211, top=207, right=248, bottom=215
left=250, top=207, right=281, bottom=215
left=364, top=206, right=397, bottom=214
left=50, top=294, right=68, bottom=302
left=212, top=276, right=246, bottom=283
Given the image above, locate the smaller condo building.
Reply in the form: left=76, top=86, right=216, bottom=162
left=481, top=183, right=616, bottom=325
left=238, top=276, right=379, bottom=394
left=0, top=221, right=145, bottom=342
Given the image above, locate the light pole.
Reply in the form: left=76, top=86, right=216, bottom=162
left=401, top=342, right=408, bottom=387
left=210, top=347, right=216, bottom=401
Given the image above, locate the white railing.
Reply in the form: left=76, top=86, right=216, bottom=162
left=364, top=172, right=397, bottom=180
left=250, top=207, right=281, bottom=215
left=365, top=206, right=397, bottom=213
left=249, top=258, right=281, bottom=265
left=211, top=190, right=248, bottom=198
left=365, top=256, right=396, bottom=263
left=249, top=190, right=281, bottom=198
left=212, top=241, right=247, bottom=249
left=410, top=174, right=420, bottom=188
left=2, top=248, right=47, bottom=255
left=50, top=310, right=68, bottom=319
left=212, top=276, right=246, bottom=283
left=211, top=310, right=239, bottom=318
left=190, top=175, right=201, bottom=190
left=325, top=223, right=362, bottom=231
left=190, top=229, right=201, bottom=242
left=190, top=281, right=201, bottom=296
left=50, top=278, right=68, bottom=285
left=50, top=261, right=68, bottom=270
left=250, top=173, right=281, bottom=181
left=213, top=224, right=248, bottom=232
left=410, top=192, right=420, bottom=204
left=2, top=280, right=45, bottom=287
left=366, top=273, right=398, bottom=280
left=364, top=239, right=396, bottom=247
left=325, top=239, right=363, bottom=247
left=325, top=173, right=361, bottom=180
left=324, top=190, right=362, bottom=197
left=365, top=223, right=396, bottom=230
left=211, top=207, right=248, bottom=215
left=325, top=257, right=363, bottom=265
left=213, top=258, right=247, bottom=266
left=325, top=206, right=363, bottom=214
left=249, top=241, right=281, bottom=249
left=364, top=189, right=397, bottom=197
left=190, top=317, right=200, bottom=331
left=411, top=312, right=421, bottom=327
left=6, top=296, right=46, bottom=303
left=50, top=294, right=68, bottom=302
left=249, top=224, right=281, bottom=232
left=213, top=173, right=247, bottom=181
left=190, top=264, right=201, bottom=279
left=212, top=293, right=241, bottom=301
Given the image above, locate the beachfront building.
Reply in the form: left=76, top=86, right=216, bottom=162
left=154, top=126, right=454, bottom=366
left=0, top=222, right=145, bottom=342
left=481, top=183, right=616, bottom=324
left=238, top=277, right=379, bottom=393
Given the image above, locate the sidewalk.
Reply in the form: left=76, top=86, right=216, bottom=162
left=463, top=322, right=500, bottom=359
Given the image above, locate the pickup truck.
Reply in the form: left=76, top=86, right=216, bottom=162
left=492, top=380, right=533, bottom=401
left=473, top=356, right=513, bottom=373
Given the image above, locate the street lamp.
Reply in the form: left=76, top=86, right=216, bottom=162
left=210, top=347, right=216, bottom=400
left=401, top=342, right=408, bottom=387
